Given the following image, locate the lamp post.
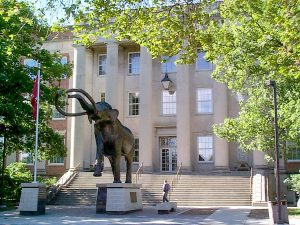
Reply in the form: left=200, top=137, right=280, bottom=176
left=266, top=80, right=282, bottom=223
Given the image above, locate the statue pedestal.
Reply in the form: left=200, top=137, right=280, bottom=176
left=96, top=183, right=142, bottom=214
left=18, top=183, right=46, bottom=215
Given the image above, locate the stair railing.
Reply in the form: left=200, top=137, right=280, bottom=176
left=47, top=163, right=80, bottom=203
left=169, top=162, right=182, bottom=200
left=250, top=167, right=253, bottom=199
left=135, top=162, right=143, bottom=184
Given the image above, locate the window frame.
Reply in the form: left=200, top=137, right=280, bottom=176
left=60, top=55, right=68, bottom=79
left=197, top=135, right=214, bottom=163
left=196, top=88, right=213, bottom=114
left=161, top=90, right=177, bottom=116
left=133, top=138, right=139, bottom=163
left=128, top=92, right=139, bottom=116
left=128, top=52, right=140, bottom=76
left=196, top=51, right=213, bottom=71
left=286, top=141, right=300, bottom=162
left=48, top=130, right=66, bottom=165
left=100, top=92, right=106, bottom=102
left=98, top=54, right=107, bottom=76
left=19, top=152, right=34, bottom=165
left=161, top=56, right=177, bottom=73
left=52, top=105, right=66, bottom=120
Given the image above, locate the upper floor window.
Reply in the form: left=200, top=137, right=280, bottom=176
left=286, top=142, right=300, bottom=161
left=197, top=136, right=213, bottom=162
left=20, top=152, right=33, bottom=164
left=98, top=54, right=107, bottom=76
left=52, top=105, right=65, bottom=120
left=196, top=51, right=213, bottom=71
left=129, top=92, right=139, bottom=116
left=24, top=58, right=38, bottom=79
left=133, top=138, right=139, bottom=163
left=197, top=88, right=213, bottom=113
left=100, top=92, right=106, bottom=102
left=161, top=56, right=177, bottom=73
left=128, top=52, right=140, bottom=75
left=162, top=91, right=176, bottom=115
left=60, top=56, right=68, bottom=79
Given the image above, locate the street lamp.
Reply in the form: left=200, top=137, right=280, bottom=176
left=161, top=73, right=173, bottom=91
left=266, top=80, right=282, bottom=223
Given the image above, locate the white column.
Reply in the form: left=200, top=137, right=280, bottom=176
left=139, top=47, right=153, bottom=171
left=176, top=64, right=191, bottom=171
left=106, top=42, right=120, bottom=110
left=253, top=150, right=268, bottom=169
left=213, top=82, right=229, bottom=171
left=69, top=45, right=93, bottom=171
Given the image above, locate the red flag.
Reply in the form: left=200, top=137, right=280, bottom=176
left=31, top=76, right=38, bottom=120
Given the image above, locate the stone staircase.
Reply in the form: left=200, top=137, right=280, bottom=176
left=49, top=171, right=251, bottom=206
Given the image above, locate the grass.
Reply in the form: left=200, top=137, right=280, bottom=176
left=288, top=208, right=300, bottom=216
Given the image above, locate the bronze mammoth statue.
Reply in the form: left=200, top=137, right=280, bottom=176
left=55, top=89, right=134, bottom=183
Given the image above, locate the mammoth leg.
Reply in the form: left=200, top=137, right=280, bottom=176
left=112, top=156, right=121, bottom=183
left=125, top=154, right=133, bottom=183
left=93, top=128, right=104, bottom=177
left=107, top=156, right=115, bottom=177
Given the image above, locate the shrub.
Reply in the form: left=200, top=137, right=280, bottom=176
left=1, top=162, right=32, bottom=202
left=284, top=173, right=300, bottom=194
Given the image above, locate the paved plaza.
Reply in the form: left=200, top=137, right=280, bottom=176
left=1, top=205, right=299, bottom=225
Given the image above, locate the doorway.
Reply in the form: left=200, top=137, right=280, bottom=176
left=159, top=136, right=177, bottom=172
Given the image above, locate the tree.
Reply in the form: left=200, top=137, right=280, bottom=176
left=0, top=0, right=72, bottom=163
left=47, top=0, right=299, bottom=158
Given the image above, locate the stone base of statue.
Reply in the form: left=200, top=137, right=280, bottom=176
left=18, top=183, right=46, bottom=215
left=96, top=183, right=142, bottom=214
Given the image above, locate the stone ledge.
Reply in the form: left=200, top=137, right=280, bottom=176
left=156, top=202, right=177, bottom=214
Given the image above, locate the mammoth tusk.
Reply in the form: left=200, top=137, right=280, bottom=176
left=66, top=89, right=97, bottom=113
left=55, top=90, right=88, bottom=117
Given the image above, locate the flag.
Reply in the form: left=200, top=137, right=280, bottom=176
left=31, top=76, right=38, bottom=120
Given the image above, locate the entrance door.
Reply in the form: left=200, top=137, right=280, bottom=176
left=159, top=137, right=177, bottom=172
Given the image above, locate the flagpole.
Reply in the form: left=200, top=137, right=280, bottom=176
left=33, top=63, right=41, bottom=183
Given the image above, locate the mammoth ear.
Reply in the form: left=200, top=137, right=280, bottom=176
left=109, top=109, right=119, bottom=121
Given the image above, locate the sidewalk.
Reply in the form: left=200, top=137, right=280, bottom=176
left=0, top=205, right=298, bottom=225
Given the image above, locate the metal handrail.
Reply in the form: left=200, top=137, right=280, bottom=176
left=250, top=167, right=253, bottom=198
left=169, top=162, right=182, bottom=200
left=135, top=162, right=144, bottom=184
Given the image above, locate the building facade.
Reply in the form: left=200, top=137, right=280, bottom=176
left=41, top=35, right=275, bottom=174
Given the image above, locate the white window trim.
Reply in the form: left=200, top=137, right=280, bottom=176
left=196, top=88, right=213, bottom=115
left=161, top=56, right=177, bottom=73
left=128, top=92, right=139, bottom=117
left=133, top=137, right=139, bottom=164
left=161, top=90, right=176, bottom=116
left=128, top=52, right=140, bottom=76
left=286, top=141, right=300, bottom=162
left=98, top=54, right=107, bottom=76
left=60, top=56, right=68, bottom=79
left=196, top=50, right=213, bottom=71
left=197, top=135, right=214, bottom=163
left=52, top=105, right=66, bottom=120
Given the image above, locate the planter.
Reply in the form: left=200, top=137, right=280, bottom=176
left=268, top=200, right=289, bottom=224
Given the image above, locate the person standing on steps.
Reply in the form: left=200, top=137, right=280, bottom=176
left=162, top=180, right=170, bottom=202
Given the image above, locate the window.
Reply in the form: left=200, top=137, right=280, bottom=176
left=20, top=152, right=33, bottom=164
left=49, top=156, right=64, bottom=164
left=161, top=56, right=177, bottom=73
left=128, top=52, right=140, bottom=75
left=129, top=92, right=139, bottom=116
left=60, top=56, right=68, bottom=79
left=52, top=105, right=65, bottom=120
left=24, top=58, right=38, bottom=79
left=196, top=51, right=212, bottom=71
left=286, top=142, right=300, bottom=161
left=197, top=88, right=213, bottom=113
left=100, top=92, right=105, bottom=102
left=162, top=91, right=176, bottom=115
left=133, top=138, right=139, bottom=163
left=197, top=136, right=213, bottom=162
left=98, top=54, right=107, bottom=75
